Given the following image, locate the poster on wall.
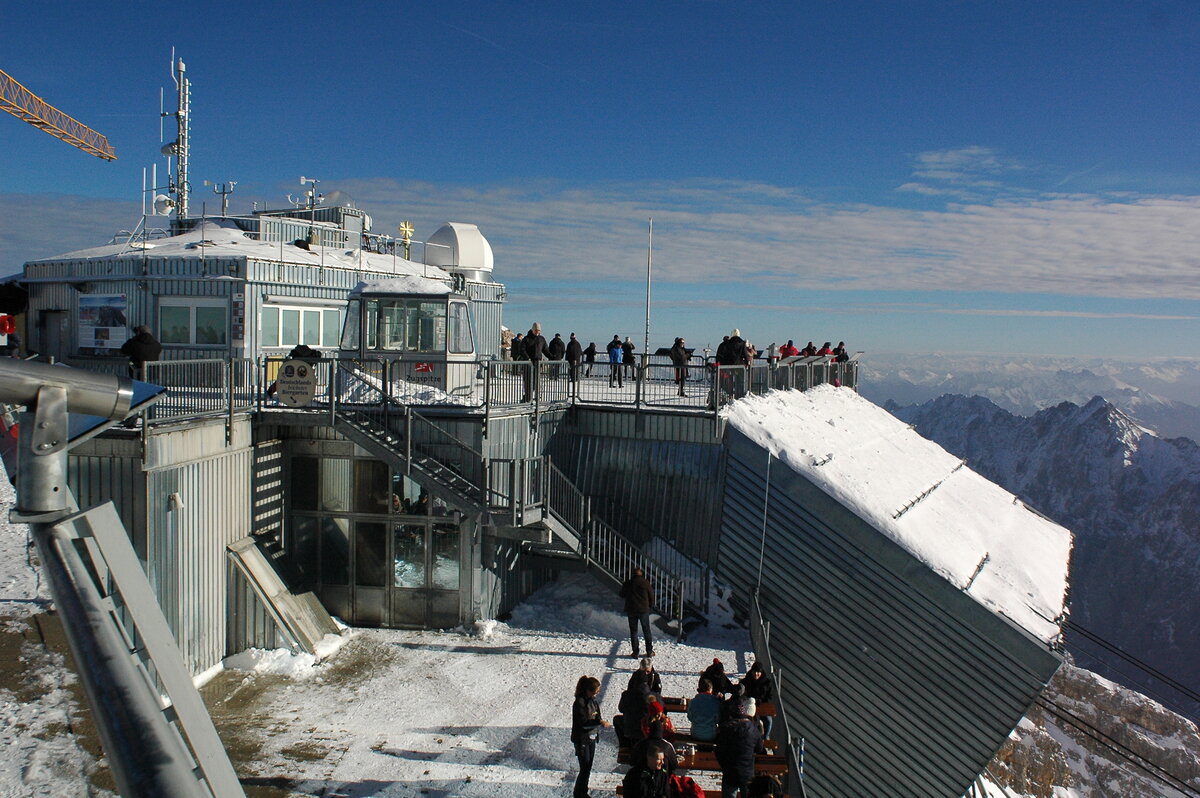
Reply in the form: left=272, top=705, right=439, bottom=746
left=78, top=294, right=129, bottom=355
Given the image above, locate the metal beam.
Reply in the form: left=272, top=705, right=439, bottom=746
left=0, top=68, right=116, bottom=160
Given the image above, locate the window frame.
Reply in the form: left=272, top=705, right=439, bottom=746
left=158, top=297, right=228, bottom=347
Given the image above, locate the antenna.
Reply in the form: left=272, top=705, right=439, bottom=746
left=203, top=180, right=236, bottom=216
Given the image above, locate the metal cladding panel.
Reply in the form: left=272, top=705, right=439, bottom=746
left=465, top=281, right=504, bottom=360
left=717, top=428, right=1062, bottom=798
left=549, top=409, right=725, bottom=566
left=146, top=441, right=253, bottom=676
left=482, top=415, right=534, bottom=460
left=69, top=445, right=147, bottom=559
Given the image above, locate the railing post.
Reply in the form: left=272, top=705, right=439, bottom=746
left=511, top=459, right=519, bottom=527
left=405, top=405, right=412, bottom=476
left=225, top=359, right=234, bottom=445
left=327, top=359, right=337, bottom=426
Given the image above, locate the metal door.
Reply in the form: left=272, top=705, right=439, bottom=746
left=389, top=520, right=462, bottom=628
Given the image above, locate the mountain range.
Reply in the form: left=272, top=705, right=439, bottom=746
left=888, top=392, right=1200, bottom=726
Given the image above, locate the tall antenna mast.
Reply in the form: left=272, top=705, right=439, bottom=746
left=172, top=55, right=190, bottom=220
left=643, top=218, right=653, bottom=372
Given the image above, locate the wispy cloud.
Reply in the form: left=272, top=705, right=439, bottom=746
left=6, top=176, right=1200, bottom=304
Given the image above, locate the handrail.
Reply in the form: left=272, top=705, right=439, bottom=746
left=750, top=589, right=808, bottom=798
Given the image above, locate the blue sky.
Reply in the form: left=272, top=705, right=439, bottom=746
left=3, top=1, right=1200, bottom=357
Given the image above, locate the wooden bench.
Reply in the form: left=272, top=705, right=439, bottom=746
left=663, top=698, right=777, bottom=717
left=617, top=746, right=789, bottom=776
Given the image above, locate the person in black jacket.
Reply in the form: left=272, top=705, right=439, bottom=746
left=628, top=657, right=663, bottom=696
left=669, top=337, right=689, bottom=397
left=742, top=661, right=774, bottom=738
left=547, top=332, right=566, bottom=379
left=703, top=658, right=737, bottom=697
left=619, top=567, right=654, bottom=657
left=621, top=336, right=636, bottom=378
left=571, top=675, right=610, bottom=798
left=715, top=699, right=765, bottom=797
left=120, top=325, right=162, bottom=379
left=510, top=332, right=525, bottom=375
left=621, top=749, right=671, bottom=798
left=566, top=333, right=583, bottom=386
left=522, top=323, right=547, bottom=401
left=583, top=341, right=597, bottom=376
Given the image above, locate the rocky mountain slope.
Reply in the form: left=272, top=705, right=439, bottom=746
left=890, top=394, right=1200, bottom=723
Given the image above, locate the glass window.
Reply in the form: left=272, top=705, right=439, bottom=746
left=431, top=522, right=460, bottom=590
left=448, top=302, right=473, bottom=354
left=378, top=301, right=406, bottom=350
left=321, top=459, right=351, bottom=512
left=340, top=301, right=361, bottom=350
left=291, top=457, right=319, bottom=511
left=353, top=459, right=389, bottom=514
left=160, top=306, right=191, bottom=345
left=320, top=518, right=350, bottom=586
left=291, top=515, right=319, bottom=583
left=195, top=306, right=227, bottom=345
left=322, top=309, right=341, bottom=347
left=303, top=310, right=321, bottom=345
left=355, top=522, right=387, bottom=587
left=281, top=309, right=300, bottom=347
left=261, top=306, right=279, bottom=348
left=365, top=300, right=378, bottom=349
left=158, top=298, right=227, bottom=346
left=412, top=301, right=446, bottom=352
left=392, top=524, right=426, bottom=588
left=391, top=475, right=421, bottom=515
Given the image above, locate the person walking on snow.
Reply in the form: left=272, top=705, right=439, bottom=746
left=620, top=567, right=654, bottom=657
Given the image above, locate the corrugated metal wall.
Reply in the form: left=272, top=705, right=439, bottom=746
left=547, top=408, right=725, bottom=564
left=144, top=419, right=254, bottom=675
left=717, top=428, right=1062, bottom=798
left=465, top=280, right=504, bottom=360
left=69, top=437, right=147, bottom=558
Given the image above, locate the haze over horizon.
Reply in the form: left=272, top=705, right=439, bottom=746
left=3, top=1, right=1199, bottom=357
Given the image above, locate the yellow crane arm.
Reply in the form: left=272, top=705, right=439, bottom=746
left=0, top=68, right=116, bottom=161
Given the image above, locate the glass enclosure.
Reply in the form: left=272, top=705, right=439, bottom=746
left=288, top=454, right=463, bottom=629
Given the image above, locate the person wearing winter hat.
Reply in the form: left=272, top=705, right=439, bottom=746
left=571, top=675, right=610, bottom=798
left=715, top=695, right=765, bottom=798
left=702, top=657, right=736, bottom=696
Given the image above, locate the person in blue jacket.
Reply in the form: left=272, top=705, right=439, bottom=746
left=607, top=335, right=624, bottom=388
left=687, top=677, right=723, bottom=742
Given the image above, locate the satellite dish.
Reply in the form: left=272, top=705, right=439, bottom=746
left=153, top=194, right=175, bottom=215
left=161, top=141, right=178, bottom=156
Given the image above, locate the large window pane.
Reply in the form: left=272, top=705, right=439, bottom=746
left=321, top=459, right=352, bottom=512
left=302, top=310, right=321, bottom=345
left=291, top=515, right=319, bottom=583
left=378, top=301, right=406, bottom=350
left=261, top=307, right=280, bottom=348
left=393, top=524, right=426, bottom=588
left=320, top=518, right=350, bottom=586
left=322, top=309, right=341, bottom=348
left=340, top=302, right=360, bottom=350
left=355, top=522, right=387, bottom=587
left=365, top=300, right=378, bottom=349
left=195, top=306, right=227, bottom=345
left=431, top=523, right=460, bottom=590
left=412, top=301, right=446, bottom=352
left=448, top=303, right=472, bottom=354
left=353, top=459, right=389, bottom=514
left=281, top=309, right=300, bottom=347
left=291, top=457, right=319, bottom=511
left=160, top=306, right=190, bottom=344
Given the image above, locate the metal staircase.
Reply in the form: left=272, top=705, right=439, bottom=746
left=324, top=361, right=693, bottom=624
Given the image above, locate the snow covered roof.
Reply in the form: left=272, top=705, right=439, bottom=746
left=723, top=386, right=1072, bottom=644
left=26, top=219, right=453, bottom=280
left=350, top=276, right=452, bottom=297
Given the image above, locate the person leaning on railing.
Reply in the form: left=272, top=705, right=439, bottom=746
left=120, top=325, right=162, bottom=380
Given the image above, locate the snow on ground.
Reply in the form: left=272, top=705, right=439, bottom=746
left=723, top=385, right=1072, bottom=644
left=210, top=572, right=753, bottom=797
left=0, top=466, right=48, bottom=623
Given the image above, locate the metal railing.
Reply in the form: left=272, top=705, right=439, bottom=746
left=144, top=358, right=255, bottom=422
left=750, top=588, right=808, bottom=798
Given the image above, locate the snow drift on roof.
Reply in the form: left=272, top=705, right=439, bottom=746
left=723, top=385, right=1072, bottom=644
left=352, top=276, right=451, bottom=296
left=26, top=219, right=452, bottom=280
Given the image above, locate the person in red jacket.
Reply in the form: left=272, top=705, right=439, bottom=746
left=778, top=340, right=799, bottom=359
left=816, top=341, right=833, bottom=356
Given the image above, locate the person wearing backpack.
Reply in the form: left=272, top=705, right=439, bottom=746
left=571, top=675, right=610, bottom=798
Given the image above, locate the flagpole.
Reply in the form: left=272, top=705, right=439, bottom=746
left=643, top=218, right=653, bottom=372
